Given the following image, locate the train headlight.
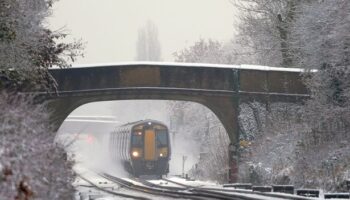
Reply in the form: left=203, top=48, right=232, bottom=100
left=158, top=148, right=168, bottom=158
left=132, top=151, right=140, bottom=157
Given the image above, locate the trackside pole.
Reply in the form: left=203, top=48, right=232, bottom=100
left=228, top=143, right=239, bottom=183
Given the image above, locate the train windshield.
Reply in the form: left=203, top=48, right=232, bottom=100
left=131, top=131, right=143, bottom=146
left=156, top=130, right=168, bottom=146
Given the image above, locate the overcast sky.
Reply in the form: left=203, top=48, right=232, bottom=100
left=49, top=0, right=237, bottom=64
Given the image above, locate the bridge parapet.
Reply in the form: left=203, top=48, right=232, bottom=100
left=48, top=62, right=309, bottom=100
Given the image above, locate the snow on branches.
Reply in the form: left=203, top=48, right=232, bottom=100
left=0, top=92, right=75, bottom=200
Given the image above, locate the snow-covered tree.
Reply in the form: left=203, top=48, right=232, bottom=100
left=136, top=20, right=162, bottom=61
left=231, top=0, right=299, bottom=67
left=0, top=0, right=82, bottom=198
left=174, top=39, right=226, bottom=64
left=174, top=38, right=253, bottom=65
left=0, top=0, right=83, bottom=92
left=291, top=0, right=350, bottom=70
left=232, top=0, right=350, bottom=191
left=292, top=0, right=350, bottom=136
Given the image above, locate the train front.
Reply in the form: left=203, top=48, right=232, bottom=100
left=129, top=120, right=170, bottom=177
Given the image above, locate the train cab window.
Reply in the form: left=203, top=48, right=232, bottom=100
left=156, top=130, right=168, bottom=147
left=131, top=131, right=143, bottom=146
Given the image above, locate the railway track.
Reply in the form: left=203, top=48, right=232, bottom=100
left=160, top=177, right=318, bottom=200
left=101, top=173, right=212, bottom=200
left=101, top=173, right=294, bottom=200
left=76, top=173, right=153, bottom=200
left=76, top=168, right=319, bottom=200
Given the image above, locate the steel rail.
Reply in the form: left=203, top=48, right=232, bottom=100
left=101, top=173, right=211, bottom=200
left=140, top=178, right=266, bottom=200
left=105, top=174, right=274, bottom=200
left=162, top=178, right=317, bottom=200
left=76, top=173, right=152, bottom=200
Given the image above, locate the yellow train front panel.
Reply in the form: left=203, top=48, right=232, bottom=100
left=144, top=129, right=156, bottom=161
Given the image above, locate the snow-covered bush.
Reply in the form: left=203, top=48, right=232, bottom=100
left=238, top=103, right=304, bottom=184
left=237, top=101, right=350, bottom=191
left=0, top=92, right=75, bottom=199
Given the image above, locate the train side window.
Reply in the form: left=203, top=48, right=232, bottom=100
left=118, top=130, right=122, bottom=158
left=110, top=132, right=114, bottom=158
left=124, top=130, right=127, bottom=158
left=116, top=131, right=120, bottom=159
left=126, top=130, right=130, bottom=153
left=113, top=131, right=119, bottom=158
left=122, top=131, right=126, bottom=158
left=156, top=130, right=168, bottom=147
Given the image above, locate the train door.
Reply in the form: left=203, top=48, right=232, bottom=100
left=144, top=129, right=156, bottom=160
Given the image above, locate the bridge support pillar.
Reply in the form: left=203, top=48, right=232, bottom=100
left=204, top=95, right=240, bottom=183
left=228, top=69, right=240, bottom=183
left=228, top=143, right=239, bottom=183
left=47, top=97, right=84, bottom=132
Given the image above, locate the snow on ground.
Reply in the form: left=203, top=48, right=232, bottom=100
left=148, top=179, right=184, bottom=188
left=73, top=166, right=340, bottom=200
left=73, top=164, right=180, bottom=200
left=150, top=176, right=328, bottom=200
left=168, top=176, right=219, bottom=187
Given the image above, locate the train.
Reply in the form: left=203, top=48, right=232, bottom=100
left=57, top=117, right=171, bottom=177
left=109, top=119, right=171, bottom=177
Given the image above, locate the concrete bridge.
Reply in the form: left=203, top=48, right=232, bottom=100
left=46, top=62, right=309, bottom=182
